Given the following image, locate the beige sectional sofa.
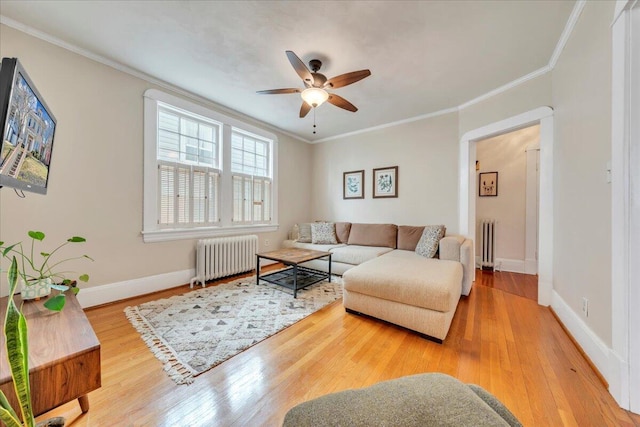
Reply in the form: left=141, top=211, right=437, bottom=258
left=283, top=222, right=473, bottom=342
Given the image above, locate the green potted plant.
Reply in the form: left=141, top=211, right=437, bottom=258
left=0, top=231, right=93, bottom=312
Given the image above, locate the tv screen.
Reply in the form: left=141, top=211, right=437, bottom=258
left=0, top=57, right=56, bottom=195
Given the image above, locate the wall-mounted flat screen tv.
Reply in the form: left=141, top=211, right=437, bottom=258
left=0, top=57, right=56, bottom=195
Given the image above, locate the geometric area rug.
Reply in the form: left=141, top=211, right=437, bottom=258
left=124, top=273, right=343, bottom=385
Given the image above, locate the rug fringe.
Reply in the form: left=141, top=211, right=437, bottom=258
left=124, top=306, right=196, bottom=385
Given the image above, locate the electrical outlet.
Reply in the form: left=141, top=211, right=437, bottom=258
left=582, top=297, right=589, bottom=317
left=264, top=239, right=270, bottom=247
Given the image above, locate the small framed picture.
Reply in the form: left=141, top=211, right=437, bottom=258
left=343, top=170, right=364, bottom=199
left=373, top=166, right=398, bottom=198
left=479, top=171, right=498, bottom=197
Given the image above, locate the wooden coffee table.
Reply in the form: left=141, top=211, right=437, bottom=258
left=256, top=248, right=332, bottom=298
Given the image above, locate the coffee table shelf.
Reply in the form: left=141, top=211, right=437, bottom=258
left=260, top=266, right=329, bottom=294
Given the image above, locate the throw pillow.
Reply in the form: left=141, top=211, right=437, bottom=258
left=415, top=225, right=446, bottom=258
left=311, top=222, right=338, bottom=244
left=297, top=223, right=312, bottom=243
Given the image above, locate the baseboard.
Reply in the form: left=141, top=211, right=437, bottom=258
left=550, top=290, right=611, bottom=387
left=77, top=269, right=195, bottom=308
left=77, top=260, right=278, bottom=309
left=496, top=258, right=525, bottom=273
left=608, top=349, right=630, bottom=409
left=474, top=256, right=528, bottom=274
left=524, top=258, right=538, bottom=275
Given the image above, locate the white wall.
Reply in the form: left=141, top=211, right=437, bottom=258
left=476, top=125, right=539, bottom=270
left=551, top=0, right=613, bottom=346
left=0, top=24, right=313, bottom=303
left=311, top=112, right=460, bottom=230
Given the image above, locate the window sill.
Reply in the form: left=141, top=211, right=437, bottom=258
left=142, top=224, right=279, bottom=243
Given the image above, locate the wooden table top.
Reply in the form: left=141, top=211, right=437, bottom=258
left=257, top=248, right=332, bottom=264
left=0, top=292, right=100, bottom=382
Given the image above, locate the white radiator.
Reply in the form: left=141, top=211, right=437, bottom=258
left=190, top=235, right=258, bottom=288
left=480, top=219, right=496, bottom=270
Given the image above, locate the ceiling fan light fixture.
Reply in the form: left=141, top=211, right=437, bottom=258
left=301, top=87, right=329, bottom=107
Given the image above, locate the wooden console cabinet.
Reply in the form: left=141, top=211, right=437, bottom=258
left=0, top=293, right=101, bottom=416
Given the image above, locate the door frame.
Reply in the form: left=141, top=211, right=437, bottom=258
left=610, top=0, right=639, bottom=412
left=458, top=106, right=554, bottom=305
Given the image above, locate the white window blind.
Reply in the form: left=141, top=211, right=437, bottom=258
left=158, top=161, right=220, bottom=227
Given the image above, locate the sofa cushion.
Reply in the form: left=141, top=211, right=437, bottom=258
left=297, top=223, right=312, bottom=243
left=343, top=251, right=462, bottom=312
left=335, top=222, right=352, bottom=243
left=439, top=235, right=465, bottom=261
left=347, top=223, right=397, bottom=248
left=330, top=245, right=394, bottom=265
left=311, top=222, right=338, bottom=244
left=415, top=225, right=446, bottom=258
left=282, top=240, right=345, bottom=252
left=397, top=225, right=425, bottom=250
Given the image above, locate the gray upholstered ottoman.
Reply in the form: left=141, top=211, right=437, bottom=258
left=282, top=373, right=522, bottom=427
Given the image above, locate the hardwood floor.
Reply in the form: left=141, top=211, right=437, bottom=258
left=36, top=267, right=640, bottom=426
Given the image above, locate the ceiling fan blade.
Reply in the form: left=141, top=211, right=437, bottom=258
left=300, top=101, right=311, bottom=118
left=286, top=50, right=314, bottom=86
left=256, top=88, right=301, bottom=95
left=324, top=70, right=371, bottom=89
left=327, top=94, right=358, bottom=112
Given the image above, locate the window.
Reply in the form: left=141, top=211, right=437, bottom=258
left=157, top=105, right=221, bottom=228
left=231, top=131, right=272, bottom=224
left=143, top=89, right=278, bottom=242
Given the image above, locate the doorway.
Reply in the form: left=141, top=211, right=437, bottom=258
left=475, top=124, right=540, bottom=275
left=458, top=106, right=554, bottom=306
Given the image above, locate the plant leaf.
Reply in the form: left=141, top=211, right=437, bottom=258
left=40, top=252, right=50, bottom=257
left=43, top=295, right=66, bottom=312
left=2, top=244, right=18, bottom=257
left=5, top=258, right=36, bottom=427
left=71, top=287, right=80, bottom=295
left=79, top=274, right=89, bottom=282
left=0, top=391, right=21, bottom=427
left=27, top=231, right=45, bottom=241
left=67, top=236, right=86, bottom=243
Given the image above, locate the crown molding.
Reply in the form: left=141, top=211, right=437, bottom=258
left=457, top=65, right=551, bottom=111
left=312, top=107, right=459, bottom=143
left=0, top=15, right=310, bottom=145
left=549, top=0, right=586, bottom=68
left=1, top=0, right=585, bottom=145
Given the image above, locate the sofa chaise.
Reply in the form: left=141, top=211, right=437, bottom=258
left=283, top=222, right=473, bottom=341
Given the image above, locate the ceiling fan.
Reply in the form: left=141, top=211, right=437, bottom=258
left=257, top=51, right=371, bottom=119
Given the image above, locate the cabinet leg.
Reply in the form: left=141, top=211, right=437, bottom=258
left=78, top=394, right=90, bottom=413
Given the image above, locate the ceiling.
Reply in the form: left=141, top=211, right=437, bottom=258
left=0, top=1, right=576, bottom=143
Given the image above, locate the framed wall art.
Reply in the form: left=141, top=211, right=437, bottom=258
left=479, top=171, right=498, bottom=197
left=373, top=166, right=398, bottom=198
left=343, top=170, right=364, bottom=199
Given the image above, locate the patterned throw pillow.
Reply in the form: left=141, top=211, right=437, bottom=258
left=415, top=225, right=446, bottom=258
left=311, top=222, right=338, bottom=244
left=297, top=223, right=312, bottom=243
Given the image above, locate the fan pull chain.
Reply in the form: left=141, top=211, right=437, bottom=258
left=313, top=108, right=317, bottom=134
